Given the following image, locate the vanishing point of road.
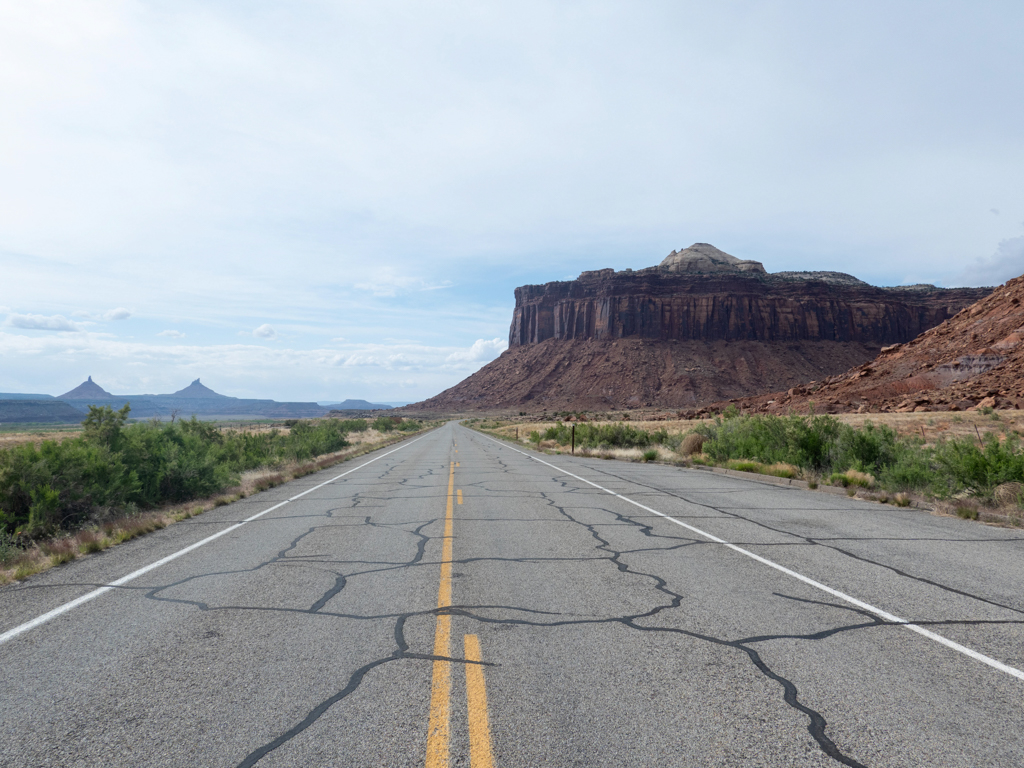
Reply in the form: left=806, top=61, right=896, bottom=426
left=2, top=422, right=1023, bottom=767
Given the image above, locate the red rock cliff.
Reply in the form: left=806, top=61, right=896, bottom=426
left=510, top=272, right=990, bottom=347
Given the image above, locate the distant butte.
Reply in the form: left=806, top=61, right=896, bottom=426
left=170, top=378, right=230, bottom=399
left=58, top=375, right=114, bottom=400
left=407, top=244, right=993, bottom=413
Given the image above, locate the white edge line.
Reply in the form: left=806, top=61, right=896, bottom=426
left=477, top=431, right=1024, bottom=683
left=0, top=433, right=429, bottom=647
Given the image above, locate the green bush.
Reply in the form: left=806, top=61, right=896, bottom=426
left=692, top=412, right=1024, bottom=499
left=0, top=409, right=374, bottom=537
left=369, top=415, right=421, bottom=433
left=0, top=527, right=20, bottom=564
left=931, top=433, right=1024, bottom=499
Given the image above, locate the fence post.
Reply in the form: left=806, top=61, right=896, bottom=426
left=572, top=424, right=575, bottom=455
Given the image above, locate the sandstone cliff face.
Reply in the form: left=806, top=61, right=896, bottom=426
left=510, top=272, right=990, bottom=347
left=407, top=244, right=994, bottom=414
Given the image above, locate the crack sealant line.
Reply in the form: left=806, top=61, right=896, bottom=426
left=0, top=434, right=430, bottom=647
left=477, top=431, right=1024, bottom=683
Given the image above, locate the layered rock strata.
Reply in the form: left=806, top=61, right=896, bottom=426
left=510, top=244, right=989, bottom=347
left=409, top=244, right=992, bottom=413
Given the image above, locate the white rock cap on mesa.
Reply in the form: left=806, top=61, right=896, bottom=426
left=659, top=243, right=766, bottom=275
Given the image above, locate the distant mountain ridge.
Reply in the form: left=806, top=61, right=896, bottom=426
left=1, top=378, right=392, bottom=423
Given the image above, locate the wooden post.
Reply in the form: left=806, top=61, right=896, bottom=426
left=571, top=424, right=575, bottom=455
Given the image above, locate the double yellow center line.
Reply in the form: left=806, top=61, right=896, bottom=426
left=425, top=457, right=494, bottom=768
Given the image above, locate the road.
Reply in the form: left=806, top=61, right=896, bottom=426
left=2, top=421, right=1024, bottom=767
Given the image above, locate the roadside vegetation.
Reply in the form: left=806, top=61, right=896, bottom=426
left=472, top=408, right=1024, bottom=521
left=0, top=407, right=429, bottom=582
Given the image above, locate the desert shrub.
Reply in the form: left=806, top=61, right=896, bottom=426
left=727, top=459, right=763, bottom=473
left=994, top=482, right=1024, bottom=508
left=679, top=433, right=705, bottom=456
left=372, top=416, right=398, bottom=432
left=336, top=419, right=369, bottom=433
left=642, top=449, right=658, bottom=463
left=930, top=433, right=1024, bottom=499
left=0, top=410, right=379, bottom=537
left=955, top=504, right=979, bottom=520
left=832, top=469, right=876, bottom=489
left=693, top=412, right=1024, bottom=499
left=574, top=423, right=666, bottom=449
left=0, top=527, right=21, bottom=565
left=764, top=463, right=799, bottom=479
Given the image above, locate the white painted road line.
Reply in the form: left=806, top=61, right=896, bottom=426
left=0, top=434, right=428, bottom=647
left=481, top=432, right=1024, bottom=683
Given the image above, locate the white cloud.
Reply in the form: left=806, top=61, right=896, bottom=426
left=354, top=269, right=453, bottom=298
left=252, top=323, right=277, bottom=339
left=956, top=236, right=1024, bottom=286
left=445, top=337, right=507, bottom=364
left=158, top=329, right=185, bottom=338
left=103, top=307, right=131, bottom=321
left=5, top=313, right=80, bottom=331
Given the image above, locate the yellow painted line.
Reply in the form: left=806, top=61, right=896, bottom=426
left=464, top=635, right=494, bottom=768
left=457, top=489, right=463, bottom=505
left=456, top=462, right=460, bottom=467
left=425, top=461, right=456, bottom=768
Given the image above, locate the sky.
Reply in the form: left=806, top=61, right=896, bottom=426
left=2, top=1, right=1023, bottom=402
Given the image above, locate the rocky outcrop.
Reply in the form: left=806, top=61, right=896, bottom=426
left=408, top=244, right=993, bottom=414
left=715, top=273, right=1024, bottom=415
left=659, top=243, right=767, bottom=274
left=510, top=245, right=990, bottom=347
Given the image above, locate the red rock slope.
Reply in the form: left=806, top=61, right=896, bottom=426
left=714, top=274, right=1024, bottom=415
left=411, top=338, right=885, bottom=413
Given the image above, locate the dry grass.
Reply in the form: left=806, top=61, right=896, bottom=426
left=0, top=423, right=436, bottom=586
left=0, top=427, right=83, bottom=449
left=679, top=433, right=705, bottom=456
left=828, top=469, right=876, bottom=489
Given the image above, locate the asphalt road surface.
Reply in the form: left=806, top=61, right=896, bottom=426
left=2, top=422, right=1024, bottom=767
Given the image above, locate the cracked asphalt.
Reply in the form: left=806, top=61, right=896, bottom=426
left=2, top=421, right=1024, bottom=767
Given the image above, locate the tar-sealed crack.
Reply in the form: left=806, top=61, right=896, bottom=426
left=578, top=460, right=1024, bottom=617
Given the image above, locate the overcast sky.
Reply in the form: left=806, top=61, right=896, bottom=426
left=2, top=1, right=1023, bottom=402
